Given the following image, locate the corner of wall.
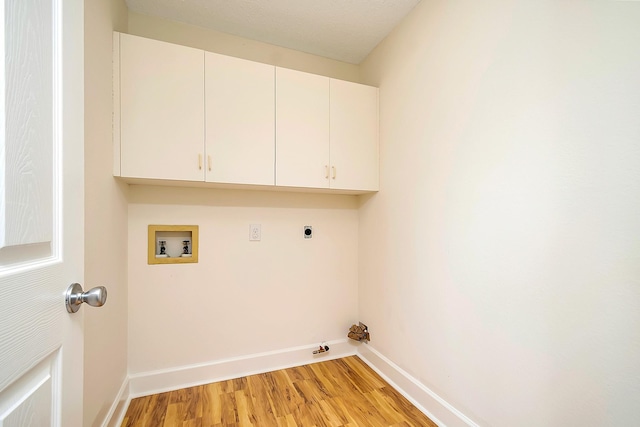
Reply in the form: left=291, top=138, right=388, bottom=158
left=357, top=345, right=482, bottom=427
left=83, top=0, right=130, bottom=425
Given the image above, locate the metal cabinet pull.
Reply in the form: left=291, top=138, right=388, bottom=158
left=208, top=155, right=212, bottom=171
left=198, top=154, right=202, bottom=170
left=325, top=165, right=329, bottom=179
left=332, top=166, right=336, bottom=179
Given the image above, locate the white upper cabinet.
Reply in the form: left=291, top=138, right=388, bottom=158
left=114, top=33, right=378, bottom=193
left=118, top=33, right=205, bottom=181
left=276, top=68, right=379, bottom=191
left=275, top=67, right=330, bottom=189
left=330, top=79, right=379, bottom=191
left=205, top=53, right=275, bottom=186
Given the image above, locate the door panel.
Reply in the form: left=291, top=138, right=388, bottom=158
left=119, top=33, right=205, bottom=181
left=0, top=352, right=58, bottom=426
left=1, top=0, right=53, bottom=250
left=205, top=52, right=275, bottom=186
left=275, top=67, right=330, bottom=189
left=0, top=0, right=84, bottom=425
left=329, top=79, right=379, bottom=191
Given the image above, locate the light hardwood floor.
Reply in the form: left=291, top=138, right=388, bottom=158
left=122, top=356, right=437, bottom=427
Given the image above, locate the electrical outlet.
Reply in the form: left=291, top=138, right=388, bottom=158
left=250, top=224, right=261, bottom=241
left=304, top=225, right=312, bottom=239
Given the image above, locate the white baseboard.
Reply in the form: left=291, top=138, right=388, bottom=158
left=128, top=339, right=357, bottom=398
left=101, top=377, right=129, bottom=427
left=357, top=345, right=480, bottom=427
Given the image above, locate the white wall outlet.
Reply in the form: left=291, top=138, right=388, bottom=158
left=249, top=224, right=261, bottom=241
left=304, top=225, right=312, bottom=239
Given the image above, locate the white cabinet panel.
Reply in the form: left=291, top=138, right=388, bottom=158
left=276, top=69, right=378, bottom=191
left=275, top=67, right=330, bottom=189
left=119, top=33, right=204, bottom=181
left=205, top=53, right=275, bottom=185
left=114, top=33, right=378, bottom=193
left=330, top=79, right=379, bottom=191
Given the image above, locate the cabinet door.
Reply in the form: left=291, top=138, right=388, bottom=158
left=276, top=68, right=330, bottom=188
left=330, top=79, right=379, bottom=191
left=119, top=33, right=205, bottom=181
left=205, top=53, right=275, bottom=185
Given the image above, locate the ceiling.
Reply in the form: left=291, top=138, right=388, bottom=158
left=125, top=0, right=421, bottom=64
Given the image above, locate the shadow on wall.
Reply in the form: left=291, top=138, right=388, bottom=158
left=126, top=184, right=363, bottom=210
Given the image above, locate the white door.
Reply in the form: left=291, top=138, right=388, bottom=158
left=0, top=0, right=85, bottom=426
left=275, top=67, right=330, bottom=189
left=119, top=33, right=205, bottom=182
left=329, top=79, right=379, bottom=191
left=205, top=52, right=275, bottom=186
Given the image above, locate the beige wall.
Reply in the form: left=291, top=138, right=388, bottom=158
left=122, top=13, right=363, bottom=378
left=127, top=187, right=358, bottom=373
left=87, top=2, right=640, bottom=424
left=360, top=0, right=640, bottom=425
left=84, top=0, right=129, bottom=425
left=127, top=11, right=360, bottom=82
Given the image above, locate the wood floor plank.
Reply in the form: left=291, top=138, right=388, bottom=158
left=235, top=389, right=254, bottom=427
left=365, top=389, right=406, bottom=425
left=232, top=376, right=248, bottom=392
left=163, top=403, right=183, bottom=427
left=169, top=385, right=202, bottom=421
left=122, top=356, right=436, bottom=427
left=122, top=396, right=146, bottom=427
left=383, top=386, right=438, bottom=427
left=293, top=378, right=329, bottom=405
left=246, top=373, right=278, bottom=425
left=219, top=391, right=238, bottom=425
left=307, top=363, right=340, bottom=396
left=276, top=413, right=298, bottom=427
left=201, top=383, right=222, bottom=426
left=262, top=371, right=294, bottom=418
left=316, top=399, right=345, bottom=426
left=283, top=365, right=310, bottom=382
left=339, top=389, right=390, bottom=427
left=343, top=357, right=387, bottom=389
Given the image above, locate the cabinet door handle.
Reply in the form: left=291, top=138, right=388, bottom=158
left=208, top=155, right=212, bottom=171
left=198, top=154, right=202, bottom=170
left=325, top=165, right=329, bottom=179
left=332, top=166, right=336, bottom=179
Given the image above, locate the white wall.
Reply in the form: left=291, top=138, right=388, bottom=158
left=127, top=11, right=360, bottom=82
left=127, top=186, right=358, bottom=374
left=84, top=0, right=129, bottom=425
left=122, top=16, right=363, bottom=381
left=360, top=1, right=640, bottom=426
